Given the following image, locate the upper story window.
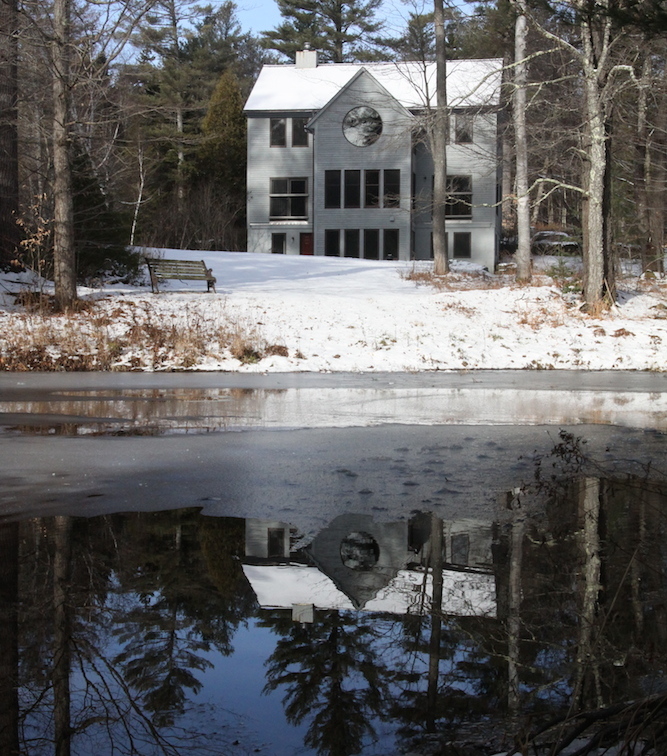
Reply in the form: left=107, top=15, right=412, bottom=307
left=383, top=169, right=400, bottom=208
left=270, top=118, right=286, bottom=146
left=325, top=170, right=341, bottom=208
left=364, top=170, right=380, bottom=208
left=270, top=178, right=308, bottom=219
left=446, top=175, right=472, bottom=217
left=454, top=113, right=473, bottom=144
left=344, top=170, right=361, bottom=208
left=292, top=117, right=309, bottom=147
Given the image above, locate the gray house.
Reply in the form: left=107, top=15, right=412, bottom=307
left=244, top=50, right=503, bottom=269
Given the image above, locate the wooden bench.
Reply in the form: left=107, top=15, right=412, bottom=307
left=145, top=257, right=217, bottom=293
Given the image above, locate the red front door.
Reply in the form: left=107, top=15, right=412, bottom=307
left=300, top=233, right=314, bottom=255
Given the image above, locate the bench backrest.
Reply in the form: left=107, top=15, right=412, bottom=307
left=146, top=258, right=213, bottom=280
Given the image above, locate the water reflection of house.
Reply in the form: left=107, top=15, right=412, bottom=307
left=242, top=514, right=497, bottom=619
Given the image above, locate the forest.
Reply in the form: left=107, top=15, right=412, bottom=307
left=0, top=0, right=665, bottom=308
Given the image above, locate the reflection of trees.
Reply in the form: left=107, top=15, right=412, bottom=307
left=0, top=521, right=19, bottom=756
left=261, top=609, right=392, bottom=756
left=112, top=511, right=255, bottom=726
left=16, top=509, right=256, bottom=752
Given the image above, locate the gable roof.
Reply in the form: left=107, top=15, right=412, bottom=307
left=305, top=67, right=413, bottom=129
left=244, top=58, right=503, bottom=113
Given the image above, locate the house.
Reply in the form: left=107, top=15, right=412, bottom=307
left=243, top=49, right=504, bottom=269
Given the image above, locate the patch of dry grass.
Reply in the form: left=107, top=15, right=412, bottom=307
left=0, top=298, right=291, bottom=371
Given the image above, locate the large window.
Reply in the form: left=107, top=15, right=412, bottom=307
left=383, top=170, right=400, bottom=208
left=325, top=170, right=341, bottom=208
left=364, top=170, right=380, bottom=208
left=325, top=229, right=340, bottom=256
left=344, top=229, right=360, bottom=257
left=292, top=117, right=309, bottom=147
left=270, top=178, right=308, bottom=219
left=446, top=175, right=472, bottom=218
left=344, top=170, right=361, bottom=208
left=364, top=229, right=379, bottom=259
left=270, top=118, right=286, bottom=147
left=383, top=229, right=399, bottom=260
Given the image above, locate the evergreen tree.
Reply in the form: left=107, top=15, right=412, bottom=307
left=261, top=0, right=384, bottom=63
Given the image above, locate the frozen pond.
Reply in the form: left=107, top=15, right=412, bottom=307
left=1, top=371, right=666, bottom=754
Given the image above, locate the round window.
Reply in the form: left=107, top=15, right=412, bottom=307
left=342, top=106, right=383, bottom=147
left=340, top=531, right=380, bottom=571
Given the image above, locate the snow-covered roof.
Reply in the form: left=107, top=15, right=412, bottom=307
left=242, top=563, right=497, bottom=617
left=244, top=58, right=503, bottom=113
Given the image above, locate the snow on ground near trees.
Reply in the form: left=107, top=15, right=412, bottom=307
left=1, top=249, right=666, bottom=372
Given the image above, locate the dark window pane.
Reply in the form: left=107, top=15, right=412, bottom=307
left=271, top=233, right=286, bottom=254
left=270, top=118, right=286, bottom=146
left=325, top=229, right=340, bottom=256
left=453, top=231, right=471, bottom=258
left=344, top=229, right=359, bottom=257
left=290, top=178, right=307, bottom=194
left=290, top=196, right=307, bottom=217
left=270, top=197, right=289, bottom=217
left=344, top=170, right=361, bottom=208
left=271, top=178, right=288, bottom=194
left=364, top=170, right=380, bottom=208
left=383, top=228, right=399, bottom=260
left=383, top=169, right=400, bottom=208
left=364, top=229, right=379, bottom=259
left=325, top=171, right=341, bottom=208
left=292, top=117, right=309, bottom=146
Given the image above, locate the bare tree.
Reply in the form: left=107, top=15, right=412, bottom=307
left=512, top=0, right=531, bottom=282
left=432, top=0, right=449, bottom=275
left=0, top=0, right=19, bottom=266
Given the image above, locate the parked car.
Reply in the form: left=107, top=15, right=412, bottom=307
left=531, top=231, right=580, bottom=255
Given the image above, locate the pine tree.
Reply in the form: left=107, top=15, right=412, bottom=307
left=261, top=0, right=384, bottom=63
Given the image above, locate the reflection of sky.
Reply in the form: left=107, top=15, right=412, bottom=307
left=195, top=619, right=307, bottom=753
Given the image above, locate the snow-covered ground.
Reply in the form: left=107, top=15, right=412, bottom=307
left=1, top=249, right=666, bottom=372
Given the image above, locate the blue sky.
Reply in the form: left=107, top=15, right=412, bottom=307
left=236, top=0, right=415, bottom=36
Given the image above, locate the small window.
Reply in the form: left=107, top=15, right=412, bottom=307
left=446, top=175, right=472, bottom=218
left=344, top=170, right=361, bottom=208
left=292, top=117, right=309, bottom=147
left=270, top=177, right=308, bottom=219
left=450, top=533, right=470, bottom=565
left=268, top=528, right=286, bottom=558
left=383, top=228, right=399, bottom=260
left=383, top=169, right=400, bottom=208
left=452, top=231, right=471, bottom=259
left=325, top=170, right=341, bottom=209
left=271, top=233, right=286, bottom=254
left=344, top=229, right=360, bottom=258
left=364, top=170, right=380, bottom=208
left=270, top=118, right=286, bottom=147
left=454, top=113, right=473, bottom=144
left=364, top=229, right=379, bottom=260
left=325, top=229, right=340, bottom=256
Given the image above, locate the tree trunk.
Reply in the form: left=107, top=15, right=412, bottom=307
left=0, top=0, right=19, bottom=266
left=574, top=478, right=602, bottom=709
left=52, top=0, right=77, bottom=308
left=513, top=0, right=531, bottom=282
left=0, top=522, right=19, bottom=756
left=507, top=501, right=524, bottom=715
left=53, top=516, right=73, bottom=756
left=426, top=513, right=444, bottom=731
left=432, top=0, right=448, bottom=275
